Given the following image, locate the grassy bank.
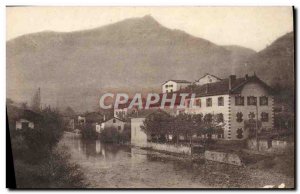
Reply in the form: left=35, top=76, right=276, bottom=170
left=9, top=106, right=87, bottom=188
left=13, top=145, right=87, bottom=188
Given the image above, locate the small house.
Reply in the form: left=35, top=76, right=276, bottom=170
left=7, top=105, right=42, bottom=131
left=162, top=80, right=191, bottom=93
left=101, top=117, right=126, bottom=132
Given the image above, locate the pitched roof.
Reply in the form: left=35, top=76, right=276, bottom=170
left=196, top=73, right=222, bottom=81
left=103, top=116, right=125, bottom=123
left=114, top=92, right=190, bottom=110
left=114, top=98, right=147, bottom=109
left=129, top=109, right=170, bottom=118
left=170, top=80, right=191, bottom=83
left=230, top=75, right=274, bottom=94
left=7, top=105, right=43, bottom=122
left=188, top=75, right=273, bottom=98
left=150, top=92, right=192, bottom=107
left=162, top=80, right=191, bottom=85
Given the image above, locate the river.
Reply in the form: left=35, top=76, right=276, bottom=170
left=59, top=133, right=294, bottom=188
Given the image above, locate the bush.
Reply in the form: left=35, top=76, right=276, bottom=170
left=100, top=124, right=131, bottom=143
left=81, top=123, right=98, bottom=140
left=14, top=146, right=87, bottom=188
left=9, top=107, right=87, bottom=188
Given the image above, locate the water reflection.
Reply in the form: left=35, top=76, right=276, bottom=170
left=61, top=133, right=248, bottom=188
left=74, top=138, right=131, bottom=160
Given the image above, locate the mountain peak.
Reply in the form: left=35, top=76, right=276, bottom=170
left=137, top=14, right=161, bottom=26
left=142, top=14, right=156, bottom=21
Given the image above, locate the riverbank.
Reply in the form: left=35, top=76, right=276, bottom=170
left=140, top=148, right=294, bottom=188
left=61, top=134, right=294, bottom=188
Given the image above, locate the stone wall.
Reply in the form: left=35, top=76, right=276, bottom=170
left=146, top=142, right=192, bottom=155
left=247, top=138, right=290, bottom=153
left=204, top=150, right=242, bottom=166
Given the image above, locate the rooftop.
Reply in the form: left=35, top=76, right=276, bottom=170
left=163, top=80, right=191, bottom=85
left=187, top=74, right=274, bottom=98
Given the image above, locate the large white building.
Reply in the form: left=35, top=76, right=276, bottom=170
left=162, top=80, right=191, bottom=93
left=185, top=74, right=274, bottom=140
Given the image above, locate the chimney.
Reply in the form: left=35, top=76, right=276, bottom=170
left=229, top=75, right=236, bottom=91
left=245, top=74, right=249, bottom=80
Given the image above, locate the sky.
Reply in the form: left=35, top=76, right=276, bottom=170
left=6, top=6, right=293, bottom=51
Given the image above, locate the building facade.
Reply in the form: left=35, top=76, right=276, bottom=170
left=162, top=80, right=191, bottom=93
left=16, top=118, right=35, bottom=130
left=101, top=117, right=126, bottom=132
left=185, top=74, right=274, bottom=140
left=131, top=117, right=148, bottom=147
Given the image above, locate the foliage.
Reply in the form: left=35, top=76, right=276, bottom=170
left=9, top=105, right=86, bottom=188
left=63, top=106, right=76, bottom=117
left=11, top=107, right=64, bottom=164
left=141, top=111, right=173, bottom=136
left=141, top=112, right=222, bottom=144
left=99, top=123, right=131, bottom=143
left=14, top=146, right=87, bottom=188
left=81, top=123, right=98, bottom=140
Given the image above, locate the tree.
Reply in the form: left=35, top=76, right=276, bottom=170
left=31, top=88, right=41, bottom=112
left=19, top=106, right=64, bottom=164
left=63, top=106, right=76, bottom=117
left=141, top=111, right=172, bottom=142
left=141, top=112, right=222, bottom=145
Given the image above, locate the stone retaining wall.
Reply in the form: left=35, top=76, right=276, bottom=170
left=146, top=142, right=192, bottom=155
left=247, top=138, right=290, bottom=153
left=204, top=150, right=242, bottom=166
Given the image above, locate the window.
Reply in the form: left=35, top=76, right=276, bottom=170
left=165, top=85, right=168, bottom=88
left=235, top=96, right=244, bottom=106
left=195, top=99, right=201, bottom=107
left=236, top=112, right=243, bottom=122
left=206, top=98, right=212, bottom=107
left=113, top=119, right=116, bottom=123
left=118, top=126, right=121, bottom=131
left=236, top=128, right=243, bottom=139
left=260, top=96, right=268, bottom=106
left=169, top=84, right=173, bottom=87
left=247, top=96, right=257, bottom=106
left=261, top=112, right=269, bottom=122
left=218, top=97, right=224, bottom=106
left=248, top=112, right=255, bottom=119
left=170, top=89, right=173, bottom=92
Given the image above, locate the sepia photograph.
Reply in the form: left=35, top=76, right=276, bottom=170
left=6, top=6, right=295, bottom=189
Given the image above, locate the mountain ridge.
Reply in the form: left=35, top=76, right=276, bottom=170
left=6, top=15, right=293, bottom=111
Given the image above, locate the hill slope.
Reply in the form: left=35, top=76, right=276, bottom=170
left=7, top=15, right=260, bottom=111
left=237, top=32, right=294, bottom=87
